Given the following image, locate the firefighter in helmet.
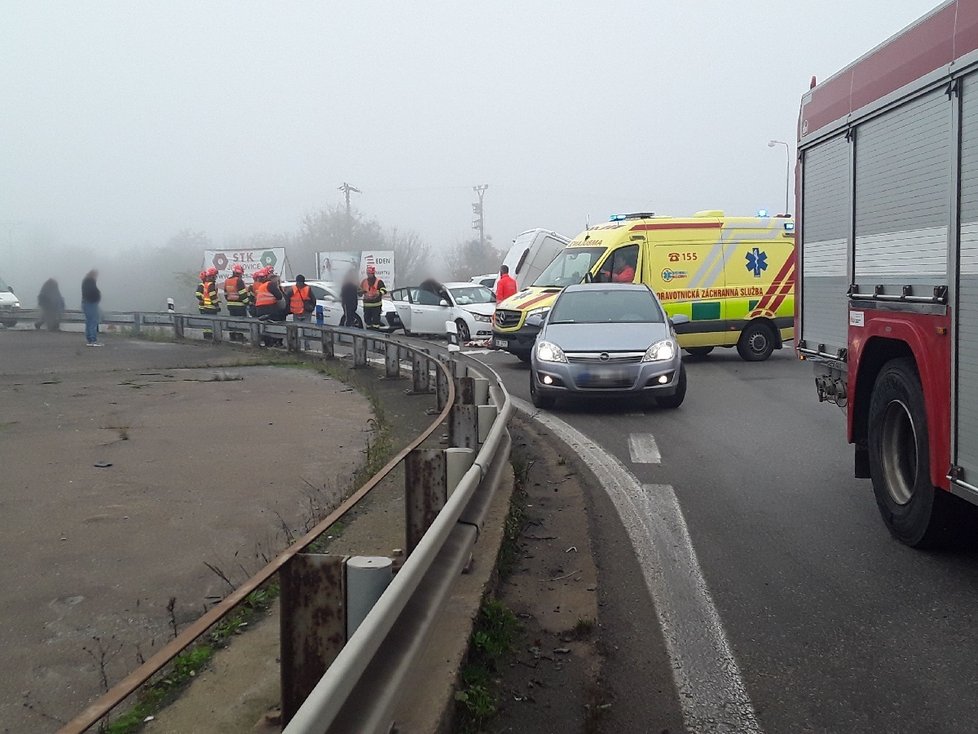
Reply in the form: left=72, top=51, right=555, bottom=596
left=359, top=265, right=387, bottom=330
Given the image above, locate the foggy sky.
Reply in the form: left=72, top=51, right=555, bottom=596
left=2, top=1, right=939, bottom=264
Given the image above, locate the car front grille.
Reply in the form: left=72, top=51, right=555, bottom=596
left=565, top=352, right=645, bottom=364
left=494, top=309, right=522, bottom=329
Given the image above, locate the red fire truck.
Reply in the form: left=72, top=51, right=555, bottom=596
left=797, top=1, right=978, bottom=546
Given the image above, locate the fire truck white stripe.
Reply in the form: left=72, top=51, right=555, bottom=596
left=512, top=397, right=763, bottom=734
left=628, top=433, right=661, bottom=463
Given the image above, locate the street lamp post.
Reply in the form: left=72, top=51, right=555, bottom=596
left=768, top=140, right=791, bottom=215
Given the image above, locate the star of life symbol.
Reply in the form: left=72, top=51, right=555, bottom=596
left=745, top=248, right=768, bottom=278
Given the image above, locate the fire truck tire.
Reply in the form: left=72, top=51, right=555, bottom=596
left=737, top=321, right=776, bottom=361
left=868, top=358, right=951, bottom=547
left=529, top=369, right=556, bottom=409
left=685, top=346, right=714, bottom=359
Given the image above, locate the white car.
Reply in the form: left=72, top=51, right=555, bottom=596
left=281, top=280, right=402, bottom=331
left=470, top=273, right=497, bottom=294
left=0, top=275, right=21, bottom=327
left=390, top=281, right=495, bottom=342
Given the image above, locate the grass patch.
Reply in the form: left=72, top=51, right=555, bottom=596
left=103, top=584, right=279, bottom=734
left=455, top=598, right=520, bottom=732
left=498, top=457, right=530, bottom=579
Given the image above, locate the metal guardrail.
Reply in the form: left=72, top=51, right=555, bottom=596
left=43, top=310, right=512, bottom=733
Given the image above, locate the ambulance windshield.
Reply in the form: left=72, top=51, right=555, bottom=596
left=532, top=247, right=606, bottom=288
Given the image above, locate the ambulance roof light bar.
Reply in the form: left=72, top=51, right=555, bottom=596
left=609, top=212, right=656, bottom=221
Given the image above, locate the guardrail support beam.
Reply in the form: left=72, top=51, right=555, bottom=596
left=280, top=553, right=347, bottom=727
left=173, top=315, right=185, bottom=339
left=353, top=335, right=368, bottom=367
left=249, top=323, right=262, bottom=347
left=477, top=404, right=498, bottom=444
left=405, top=449, right=447, bottom=554
left=411, top=352, right=429, bottom=393
left=449, top=404, right=480, bottom=450
left=321, top=329, right=334, bottom=358
left=456, top=376, right=476, bottom=405
left=211, top=320, right=223, bottom=343
left=286, top=323, right=299, bottom=352
left=385, top=343, right=400, bottom=378
left=436, top=367, right=451, bottom=411
left=346, top=556, right=394, bottom=639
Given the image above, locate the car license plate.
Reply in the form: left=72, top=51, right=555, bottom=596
left=494, top=338, right=508, bottom=348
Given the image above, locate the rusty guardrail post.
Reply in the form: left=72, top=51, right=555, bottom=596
left=132, top=313, right=142, bottom=336
left=280, top=553, right=347, bottom=727
left=411, top=352, right=429, bottom=393
left=249, top=322, right=262, bottom=347
left=405, top=449, right=447, bottom=554
left=449, top=405, right=480, bottom=449
left=455, top=375, right=476, bottom=405
left=385, top=342, right=400, bottom=378
left=173, top=315, right=185, bottom=339
left=286, top=323, right=299, bottom=352
left=436, top=366, right=451, bottom=411
left=353, top=335, right=368, bottom=367
left=212, top=319, right=223, bottom=343
left=321, top=328, right=334, bottom=358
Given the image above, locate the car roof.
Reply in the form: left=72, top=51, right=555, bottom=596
left=443, top=281, right=490, bottom=289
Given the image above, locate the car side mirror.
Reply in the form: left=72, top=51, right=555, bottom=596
left=670, top=314, right=690, bottom=326
left=439, top=299, right=449, bottom=307
left=584, top=272, right=593, bottom=284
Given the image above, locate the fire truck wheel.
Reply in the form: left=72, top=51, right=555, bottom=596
left=736, top=321, right=776, bottom=361
left=868, top=358, right=950, bottom=547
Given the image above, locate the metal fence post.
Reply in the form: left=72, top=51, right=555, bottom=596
left=477, top=404, right=498, bottom=444
left=385, top=343, right=400, bottom=378
left=321, top=328, right=334, bottom=358
left=445, top=447, right=475, bottom=496
left=473, top=377, right=490, bottom=406
left=449, top=404, right=480, bottom=449
left=173, top=315, right=185, bottom=339
left=286, top=323, right=299, bottom=352
left=346, top=556, right=393, bottom=639
left=132, top=313, right=142, bottom=336
left=412, top=352, right=428, bottom=393
left=280, top=553, right=347, bottom=726
left=212, top=319, right=223, bottom=343
left=436, top=367, right=451, bottom=411
left=353, top=335, right=367, bottom=367
left=405, top=449, right=447, bottom=554
left=455, top=376, right=476, bottom=405
left=249, top=322, right=262, bottom=347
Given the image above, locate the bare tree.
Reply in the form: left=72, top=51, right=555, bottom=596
left=384, top=227, right=432, bottom=285
left=446, top=237, right=505, bottom=281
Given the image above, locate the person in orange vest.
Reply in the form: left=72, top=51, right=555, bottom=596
left=196, top=267, right=221, bottom=315
left=359, top=265, right=387, bottom=330
left=285, top=274, right=315, bottom=349
left=223, top=264, right=250, bottom=341
left=495, top=264, right=517, bottom=303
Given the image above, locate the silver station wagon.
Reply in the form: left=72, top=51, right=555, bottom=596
left=529, top=283, right=688, bottom=410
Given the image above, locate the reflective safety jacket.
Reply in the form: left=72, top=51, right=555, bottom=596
left=254, top=281, right=278, bottom=308
left=196, top=279, right=220, bottom=313
left=359, top=277, right=387, bottom=307
left=288, top=284, right=314, bottom=315
left=224, top=275, right=249, bottom=305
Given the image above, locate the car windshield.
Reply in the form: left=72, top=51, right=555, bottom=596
left=448, top=285, right=494, bottom=305
left=532, top=247, right=606, bottom=287
left=549, top=288, right=665, bottom=324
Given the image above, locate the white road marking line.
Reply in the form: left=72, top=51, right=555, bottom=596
left=512, top=397, right=762, bottom=734
left=628, top=433, right=661, bottom=464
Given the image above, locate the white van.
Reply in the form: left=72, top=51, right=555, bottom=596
left=0, top=276, right=21, bottom=327
left=501, top=229, right=570, bottom=292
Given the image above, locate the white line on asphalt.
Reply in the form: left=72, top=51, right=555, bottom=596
left=628, top=433, right=661, bottom=464
left=512, top=397, right=762, bottom=734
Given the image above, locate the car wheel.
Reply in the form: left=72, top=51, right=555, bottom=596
left=655, top=364, right=687, bottom=409
left=516, top=352, right=531, bottom=363
left=868, top=358, right=952, bottom=547
left=529, top=369, right=556, bottom=409
left=736, top=321, right=776, bottom=362
left=685, top=346, right=714, bottom=359
left=455, top=318, right=470, bottom=343
left=1, top=319, right=16, bottom=328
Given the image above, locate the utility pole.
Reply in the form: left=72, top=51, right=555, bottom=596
left=472, top=184, right=488, bottom=250
left=338, top=182, right=361, bottom=247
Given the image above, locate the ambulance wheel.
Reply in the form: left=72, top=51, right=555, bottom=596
left=455, top=319, right=470, bottom=343
left=737, top=322, right=776, bottom=361
left=656, top=364, right=687, bottom=409
left=868, top=358, right=951, bottom=547
left=530, top=369, right=556, bottom=409
left=685, top=347, right=714, bottom=359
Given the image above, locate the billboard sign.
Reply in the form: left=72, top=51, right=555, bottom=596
left=202, top=248, right=286, bottom=282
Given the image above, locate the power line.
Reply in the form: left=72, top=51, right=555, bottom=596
left=338, top=182, right=361, bottom=246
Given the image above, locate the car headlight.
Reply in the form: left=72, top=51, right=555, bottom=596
left=642, top=339, right=677, bottom=362
left=526, top=307, right=550, bottom=327
left=536, top=340, right=567, bottom=363
left=471, top=312, right=492, bottom=322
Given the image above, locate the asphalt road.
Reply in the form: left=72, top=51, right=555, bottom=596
left=465, top=343, right=978, bottom=734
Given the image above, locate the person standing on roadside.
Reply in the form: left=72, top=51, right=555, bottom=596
left=340, top=269, right=360, bottom=328
left=495, top=264, right=517, bottom=303
left=359, top=265, right=387, bottom=330
left=223, top=264, right=250, bottom=342
left=285, top=274, right=315, bottom=349
left=196, top=267, right=221, bottom=315
left=81, top=270, right=102, bottom=347
left=35, top=278, right=65, bottom=331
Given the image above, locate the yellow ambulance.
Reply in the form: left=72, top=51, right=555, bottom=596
left=492, top=210, right=796, bottom=362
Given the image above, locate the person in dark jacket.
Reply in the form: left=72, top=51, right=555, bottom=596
left=340, top=269, right=361, bottom=328
left=35, top=278, right=65, bottom=331
left=81, top=270, right=102, bottom=346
